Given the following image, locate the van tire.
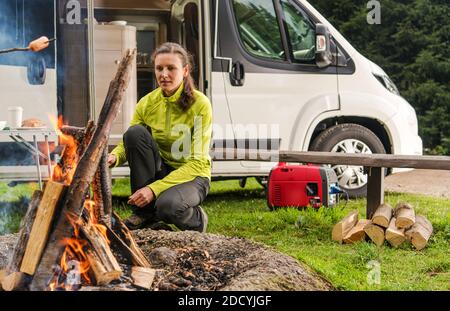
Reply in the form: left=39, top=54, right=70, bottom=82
left=310, top=124, right=386, bottom=198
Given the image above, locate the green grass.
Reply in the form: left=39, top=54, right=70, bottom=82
left=1, top=178, right=449, bottom=290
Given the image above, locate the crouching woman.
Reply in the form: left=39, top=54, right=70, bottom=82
left=108, top=42, right=212, bottom=232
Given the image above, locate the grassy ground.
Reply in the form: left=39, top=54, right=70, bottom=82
left=1, top=178, right=449, bottom=290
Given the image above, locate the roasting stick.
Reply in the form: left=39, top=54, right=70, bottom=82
left=0, top=37, right=56, bottom=54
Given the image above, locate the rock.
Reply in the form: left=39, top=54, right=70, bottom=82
left=148, top=247, right=177, bottom=268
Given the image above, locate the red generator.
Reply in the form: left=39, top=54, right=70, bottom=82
left=267, top=162, right=339, bottom=210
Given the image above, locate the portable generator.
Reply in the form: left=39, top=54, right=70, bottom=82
left=267, top=163, right=340, bottom=210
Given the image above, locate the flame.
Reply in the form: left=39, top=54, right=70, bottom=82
left=48, top=115, right=78, bottom=184
left=51, top=200, right=110, bottom=290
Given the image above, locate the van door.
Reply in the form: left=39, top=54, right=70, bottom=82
left=172, top=0, right=236, bottom=174
left=217, top=0, right=339, bottom=170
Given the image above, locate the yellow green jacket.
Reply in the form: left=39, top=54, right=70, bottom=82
left=111, top=84, right=212, bottom=198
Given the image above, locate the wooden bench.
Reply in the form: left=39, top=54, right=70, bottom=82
left=211, top=149, right=450, bottom=218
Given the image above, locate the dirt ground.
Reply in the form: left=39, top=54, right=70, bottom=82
left=0, top=230, right=334, bottom=291
left=385, top=169, right=450, bottom=198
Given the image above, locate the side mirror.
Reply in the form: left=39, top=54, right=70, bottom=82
left=315, top=24, right=332, bottom=68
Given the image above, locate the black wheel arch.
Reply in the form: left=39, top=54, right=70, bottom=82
left=308, top=117, right=392, bottom=155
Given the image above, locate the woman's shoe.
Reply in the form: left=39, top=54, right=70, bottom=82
left=124, top=213, right=153, bottom=230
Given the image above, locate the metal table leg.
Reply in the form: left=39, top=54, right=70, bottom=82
left=45, top=135, right=52, bottom=179
left=33, top=135, right=43, bottom=190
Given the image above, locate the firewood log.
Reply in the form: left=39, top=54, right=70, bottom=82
left=106, top=224, right=151, bottom=268
left=1, top=272, right=26, bottom=291
left=30, top=49, right=136, bottom=291
left=372, top=203, right=393, bottom=228
left=0, top=269, right=6, bottom=290
left=93, top=148, right=112, bottom=227
left=385, top=217, right=406, bottom=247
left=112, top=211, right=151, bottom=268
left=364, top=221, right=385, bottom=246
left=332, top=210, right=359, bottom=243
left=405, top=215, right=433, bottom=250
left=343, top=219, right=370, bottom=244
left=20, top=182, right=66, bottom=276
left=86, top=250, right=121, bottom=286
left=394, top=202, right=415, bottom=229
left=131, top=266, right=156, bottom=290
left=7, top=190, right=42, bottom=274
left=80, top=221, right=122, bottom=280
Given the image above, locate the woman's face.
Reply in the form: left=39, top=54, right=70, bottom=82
left=154, top=53, right=188, bottom=96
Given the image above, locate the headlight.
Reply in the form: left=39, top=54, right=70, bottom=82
left=373, top=73, right=400, bottom=95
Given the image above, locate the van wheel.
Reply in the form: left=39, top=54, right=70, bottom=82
left=310, top=124, right=386, bottom=198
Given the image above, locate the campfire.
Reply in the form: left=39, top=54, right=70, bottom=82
left=0, top=49, right=155, bottom=291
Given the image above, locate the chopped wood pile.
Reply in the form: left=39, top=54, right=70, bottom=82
left=0, top=49, right=159, bottom=291
left=332, top=203, right=433, bottom=250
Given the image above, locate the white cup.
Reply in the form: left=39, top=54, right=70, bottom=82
left=7, top=106, right=23, bottom=128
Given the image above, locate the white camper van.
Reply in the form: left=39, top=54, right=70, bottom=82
left=0, top=0, right=422, bottom=197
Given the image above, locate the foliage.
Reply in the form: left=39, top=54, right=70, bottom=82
left=311, top=0, right=450, bottom=154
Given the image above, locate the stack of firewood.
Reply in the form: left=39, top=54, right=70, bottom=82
left=332, top=203, right=433, bottom=250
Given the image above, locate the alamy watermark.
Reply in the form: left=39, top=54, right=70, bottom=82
left=169, top=120, right=280, bottom=162
left=366, top=260, right=381, bottom=285
left=367, top=0, right=381, bottom=25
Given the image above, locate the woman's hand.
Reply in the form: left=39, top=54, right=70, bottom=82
left=128, top=187, right=155, bottom=208
left=107, top=154, right=117, bottom=167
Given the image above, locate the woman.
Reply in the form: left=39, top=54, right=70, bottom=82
left=108, top=42, right=212, bottom=232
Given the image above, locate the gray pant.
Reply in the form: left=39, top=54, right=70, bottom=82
left=123, top=125, right=210, bottom=231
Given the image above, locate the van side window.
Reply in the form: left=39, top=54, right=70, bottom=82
left=232, top=0, right=285, bottom=60
left=280, top=0, right=316, bottom=63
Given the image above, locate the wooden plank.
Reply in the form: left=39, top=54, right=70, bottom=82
left=20, top=181, right=66, bottom=275
left=131, top=266, right=156, bottom=290
left=366, top=167, right=385, bottom=219
left=210, top=149, right=450, bottom=170
left=7, top=190, right=43, bottom=273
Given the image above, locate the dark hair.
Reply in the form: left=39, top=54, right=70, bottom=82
left=151, top=42, right=196, bottom=112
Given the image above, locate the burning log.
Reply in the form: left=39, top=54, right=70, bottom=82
left=92, top=148, right=113, bottom=227
left=112, top=212, right=151, bottom=268
left=30, top=49, right=136, bottom=291
left=80, top=220, right=122, bottom=285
